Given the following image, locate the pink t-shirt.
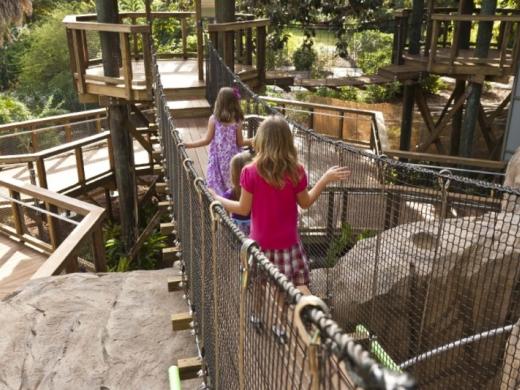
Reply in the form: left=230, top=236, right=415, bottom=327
left=240, top=163, right=308, bottom=250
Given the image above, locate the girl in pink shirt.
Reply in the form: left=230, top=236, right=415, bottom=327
left=214, top=116, right=350, bottom=287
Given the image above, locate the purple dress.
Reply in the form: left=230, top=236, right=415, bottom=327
left=206, top=116, right=242, bottom=195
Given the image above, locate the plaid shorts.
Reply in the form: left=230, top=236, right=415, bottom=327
left=262, top=242, right=310, bottom=286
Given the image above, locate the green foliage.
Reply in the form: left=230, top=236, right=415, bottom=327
left=103, top=202, right=167, bottom=272
left=325, top=223, right=375, bottom=267
left=314, top=86, right=358, bottom=101
left=365, top=82, right=401, bottom=103
left=293, top=43, right=317, bottom=71
left=348, top=30, right=393, bottom=75
left=420, top=75, right=445, bottom=95
left=17, top=7, right=80, bottom=111
left=0, top=94, right=30, bottom=124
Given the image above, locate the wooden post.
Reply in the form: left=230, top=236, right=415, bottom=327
left=181, top=17, right=188, bottom=60
left=257, top=25, right=266, bottom=88
left=96, top=0, right=139, bottom=254
left=400, top=83, right=415, bottom=152
left=460, top=0, right=497, bottom=157
left=195, top=0, right=204, bottom=80
left=75, top=146, right=86, bottom=185
left=92, top=225, right=108, bottom=272
left=245, top=27, right=253, bottom=65
left=216, top=0, right=235, bottom=62
left=9, top=189, right=25, bottom=237
left=223, top=31, right=235, bottom=71
left=65, top=124, right=73, bottom=143
left=120, top=32, right=134, bottom=100
left=408, top=0, right=425, bottom=55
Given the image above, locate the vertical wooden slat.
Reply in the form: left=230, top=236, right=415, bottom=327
left=71, top=29, right=86, bottom=94
left=65, top=124, right=73, bottom=143
left=256, top=25, right=267, bottom=87
left=338, top=111, right=344, bottom=140
left=92, top=225, right=107, bottom=272
left=450, top=20, right=460, bottom=67
left=30, top=126, right=38, bottom=152
left=181, top=17, right=188, bottom=60
left=428, top=20, right=440, bottom=71
left=120, top=32, right=133, bottom=100
left=96, top=114, right=102, bottom=132
left=75, top=146, right=86, bottom=185
left=245, top=28, right=253, bottom=65
left=195, top=0, right=204, bottom=80
left=65, top=254, right=79, bottom=273
left=499, top=21, right=512, bottom=68
left=308, top=107, right=314, bottom=129
left=131, top=16, right=139, bottom=61
left=238, top=29, right=244, bottom=63
left=81, top=30, right=89, bottom=66
left=142, top=32, right=153, bottom=99
left=107, top=134, right=115, bottom=171
left=512, top=25, right=520, bottom=73
left=36, top=157, right=58, bottom=249
left=9, top=189, right=25, bottom=237
left=224, top=31, right=235, bottom=71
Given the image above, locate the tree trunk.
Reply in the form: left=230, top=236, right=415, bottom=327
left=215, top=0, right=235, bottom=66
left=96, top=0, right=139, bottom=254
left=459, top=0, right=497, bottom=157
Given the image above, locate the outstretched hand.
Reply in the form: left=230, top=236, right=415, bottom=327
left=323, top=166, right=351, bottom=184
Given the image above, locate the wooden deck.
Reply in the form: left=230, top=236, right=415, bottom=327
left=0, top=234, right=47, bottom=299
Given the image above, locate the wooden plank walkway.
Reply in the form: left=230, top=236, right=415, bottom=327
left=0, top=234, right=47, bottom=299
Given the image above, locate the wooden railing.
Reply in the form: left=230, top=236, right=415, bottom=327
left=64, top=14, right=154, bottom=102
left=259, top=96, right=388, bottom=155
left=0, top=108, right=106, bottom=154
left=208, top=18, right=269, bottom=86
left=427, top=13, right=520, bottom=76
left=392, top=9, right=520, bottom=77
left=0, top=177, right=106, bottom=276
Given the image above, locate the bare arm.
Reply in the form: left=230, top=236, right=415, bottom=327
left=184, top=117, right=216, bottom=149
left=212, top=188, right=253, bottom=216
left=297, top=166, right=351, bottom=209
left=236, top=122, right=252, bottom=147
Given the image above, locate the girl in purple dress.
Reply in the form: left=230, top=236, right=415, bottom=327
left=184, top=87, right=251, bottom=195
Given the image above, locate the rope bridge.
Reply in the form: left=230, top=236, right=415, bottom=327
left=154, top=39, right=520, bottom=389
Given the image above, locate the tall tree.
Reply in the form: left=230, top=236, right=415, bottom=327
left=0, top=0, right=32, bottom=45
left=95, top=0, right=139, bottom=254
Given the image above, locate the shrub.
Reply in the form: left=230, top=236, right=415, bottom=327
left=365, top=82, right=401, bottom=103
left=293, top=43, right=317, bottom=71
left=420, top=75, right=446, bottom=95
left=0, top=94, right=30, bottom=124
left=348, top=29, right=393, bottom=74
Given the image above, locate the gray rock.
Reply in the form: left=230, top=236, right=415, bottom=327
left=0, top=269, right=198, bottom=390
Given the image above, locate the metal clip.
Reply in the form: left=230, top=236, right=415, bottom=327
left=294, top=295, right=329, bottom=346
left=193, top=177, right=205, bottom=196
left=182, top=158, right=193, bottom=173
left=239, top=239, right=257, bottom=288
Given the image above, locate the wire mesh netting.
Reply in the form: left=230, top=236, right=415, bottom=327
left=154, top=42, right=417, bottom=389
left=202, top=40, right=520, bottom=389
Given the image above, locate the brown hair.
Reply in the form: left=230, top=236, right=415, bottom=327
left=253, top=116, right=301, bottom=188
left=230, top=151, right=253, bottom=199
left=213, top=87, right=244, bottom=123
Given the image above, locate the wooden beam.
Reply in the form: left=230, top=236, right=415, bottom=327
left=167, top=275, right=183, bottom=291
left=414, top=88, right=445, bottom=153
left=128, top=210, right=161, bottom=261
left=171, top=312, right=193, bottom=331
left=207, top=19, right=270, bottom=32
left=160, top=222, right=176, bottom=235
left=162, top=246, right=181, bottom=263
left=418, top=88, right=471, bottom=152
left=177, top=357, right=202, bottom=380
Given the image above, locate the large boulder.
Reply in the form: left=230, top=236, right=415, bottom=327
left=315, top=149, right=520, bottom=389
left=0, top=269, right=198, bottom=390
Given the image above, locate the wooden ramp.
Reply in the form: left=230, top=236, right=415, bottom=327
left=0, top=235, right=47, bottom=299
left=266, top=70, right=391, bottom=91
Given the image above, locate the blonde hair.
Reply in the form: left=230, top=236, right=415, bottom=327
left=253, top=116, right=301, bottom=188
left=213, top=87, right=244, bottom=123
left=230, top=151, right=253, bottom=199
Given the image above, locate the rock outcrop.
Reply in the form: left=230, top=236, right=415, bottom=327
left=0, top=269, right=198, bottom=390
left=311, top=148, right=520, bottom=389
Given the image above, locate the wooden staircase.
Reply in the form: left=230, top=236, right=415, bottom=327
left=164, top=82, right=211, bottom=119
